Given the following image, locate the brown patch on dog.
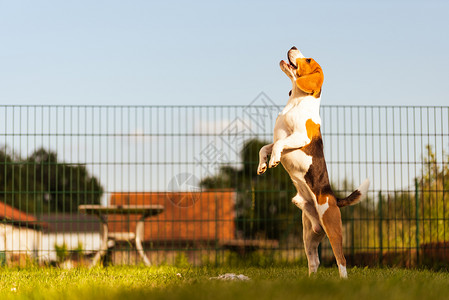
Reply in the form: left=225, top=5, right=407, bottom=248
left=316, top=194, right=330, bottom=205
left=301, top=123, right=334, bottom=199
left=317, top=194, right=337, bottom=206
left=317, top=194, right=327, bottom=205
left=295, top=58, right=324, bottom=98
left=305, top=119, right=320, bottom=141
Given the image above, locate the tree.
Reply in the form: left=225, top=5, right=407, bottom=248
left=418, top=145, right=449, bottom=243
left=340, top=145, right=449, bottom=252
left=0, top=146, right=103, bottom=214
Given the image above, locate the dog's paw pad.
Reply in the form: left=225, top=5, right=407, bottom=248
left=268, top=160, right=279, bottom=168
left=257, top=164, right=267, bottom=175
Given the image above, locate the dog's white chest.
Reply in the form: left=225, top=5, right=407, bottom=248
left=274, top=97, right=321, bottom=188
left=276, top=97, right=321, bottom=136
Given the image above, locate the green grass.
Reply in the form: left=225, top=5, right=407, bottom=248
left=1, top=266, right=449, bottom=300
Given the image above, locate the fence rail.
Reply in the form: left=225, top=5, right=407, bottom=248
left=0, top=102, right=448, bottom=267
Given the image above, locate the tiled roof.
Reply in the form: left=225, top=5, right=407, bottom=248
left=39, top=214, right=101, bottom=233
left=0, top=201, right=47, bottom=229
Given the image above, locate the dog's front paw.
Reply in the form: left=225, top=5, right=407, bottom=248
left=257, top=163, right=267, bottom=175
left=268, top=155, right=280, bottom=168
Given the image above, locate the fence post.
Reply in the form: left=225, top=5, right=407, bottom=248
left=350, top=205, right=355, bottom=261
left=415, top=178, right=420, bottom=266
left=378, top=191, right=383, bottom=266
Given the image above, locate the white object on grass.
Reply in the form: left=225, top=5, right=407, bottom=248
left=209, top=273, right=250, bottom=281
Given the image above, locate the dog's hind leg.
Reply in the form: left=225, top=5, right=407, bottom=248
left=257, top=143, right=273, bottom=175
left=302, top=212, right=325, bottom=275
left=318, top=197, right=348, bottom=278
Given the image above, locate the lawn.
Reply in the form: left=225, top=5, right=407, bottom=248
left=1, top=265, right=448, bottom=300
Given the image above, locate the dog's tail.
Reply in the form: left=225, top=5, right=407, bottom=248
left=336, top=178, right=370, bottom=208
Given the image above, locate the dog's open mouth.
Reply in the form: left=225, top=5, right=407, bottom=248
left=287, top=56, right=297, bottom=69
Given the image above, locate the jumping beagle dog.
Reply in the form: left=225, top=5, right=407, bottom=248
left=257, top=46, right=369, bottom=278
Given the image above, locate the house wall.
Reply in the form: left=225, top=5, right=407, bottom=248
left=0, top=224, right=41, bottom=263
left=0, top=225, right=101, bottom=263
left=41, top=232, right=101, bottom=262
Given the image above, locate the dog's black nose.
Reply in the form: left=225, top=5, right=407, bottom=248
left=291, top=46, right=297, bottom=50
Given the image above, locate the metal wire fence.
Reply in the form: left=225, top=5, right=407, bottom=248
left=0, top=99, right=448, bottom=267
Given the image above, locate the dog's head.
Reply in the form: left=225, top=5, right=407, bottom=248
left=280, top=47, right=324, bottom=98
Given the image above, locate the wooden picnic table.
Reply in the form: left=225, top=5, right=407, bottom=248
left=79, top=204, right=164, bottom=266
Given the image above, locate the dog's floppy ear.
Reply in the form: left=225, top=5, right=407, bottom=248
left=295, top=58, right=324, bottom=98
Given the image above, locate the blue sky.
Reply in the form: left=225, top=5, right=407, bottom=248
left=1, top=0, right=448, bottom=107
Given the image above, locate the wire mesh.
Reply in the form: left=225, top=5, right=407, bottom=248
left=0, top=104, right=448, bottom=267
